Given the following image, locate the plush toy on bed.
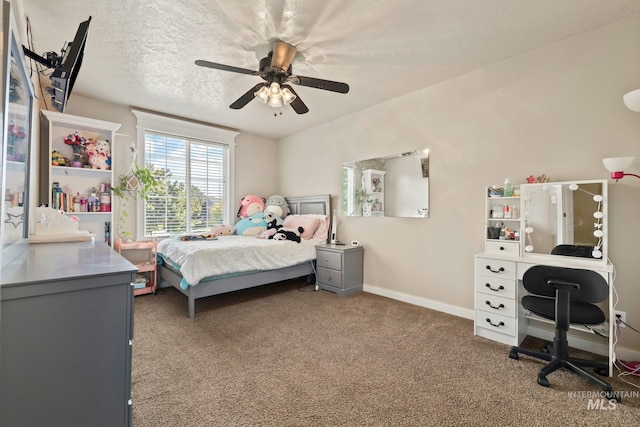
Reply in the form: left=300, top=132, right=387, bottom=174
left=256, top=212, right=284, bottom=239
left=210, top=224, right=236, bottom=236
left=269, top=226, right=304, bottom=243
left=235, top=213, right=268, bottom=236
left=264, top=195, right=290, bottom=218
left=236, top=194, right=265, bottom=218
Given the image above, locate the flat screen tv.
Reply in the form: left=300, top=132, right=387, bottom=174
left=49, top=16, right=92, bottom=112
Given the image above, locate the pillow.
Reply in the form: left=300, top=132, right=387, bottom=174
left=283, top=215, right=321, bottom=240
left=305, top=214, right=330, bottom=243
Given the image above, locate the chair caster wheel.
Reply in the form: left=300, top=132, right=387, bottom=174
left=605, top=390, right=621, bottom=402
left=594, top=367, right=608, bottom=376
left=537, top=374, right=550, bottom=387
left=509, top=350, right=519, bottom=360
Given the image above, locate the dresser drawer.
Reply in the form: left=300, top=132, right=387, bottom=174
left=475, top=275, right=517, bottom=299
left=475, top=257, right=516, bottom=280
left=316, top=250, right=342, bottom=271
left=475, top=310, right=516, bottom=337
left=475, top=293, right=517, bottom=318
left=316, top=266, right=343, bottom=288
left=486, top=240, right=519, bottom=256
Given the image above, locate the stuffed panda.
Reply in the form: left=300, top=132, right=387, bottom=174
left=263, top=212, right=283, bottom=231
left=269, top=226, right=304, bottom=243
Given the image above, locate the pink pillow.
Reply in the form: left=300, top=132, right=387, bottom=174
left=283, top=215, right=321, bottom=240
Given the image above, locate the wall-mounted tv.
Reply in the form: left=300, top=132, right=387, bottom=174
left=23, top=16, right=92, bottom=112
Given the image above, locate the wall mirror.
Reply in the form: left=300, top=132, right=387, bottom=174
left=342, top=149, right=429, bottom=218
left=521, top=180, right=607, bottom=262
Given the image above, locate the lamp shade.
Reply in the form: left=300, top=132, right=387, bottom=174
left=623, top=89, right=640, bottom=112
left=602, top=156, right=635, bottom=173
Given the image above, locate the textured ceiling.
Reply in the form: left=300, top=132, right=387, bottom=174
left=19, top=0, right=640, bottom=139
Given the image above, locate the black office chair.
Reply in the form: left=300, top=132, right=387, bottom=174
left=509, top=265, right=619, bottom=400
left=550, top=244, right=595, bottom=258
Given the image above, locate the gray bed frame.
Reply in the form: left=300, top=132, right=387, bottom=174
left=158, top=195, right=332, bottom=318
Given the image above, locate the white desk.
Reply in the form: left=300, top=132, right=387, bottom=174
left=474, top=251, right=614, bottom=375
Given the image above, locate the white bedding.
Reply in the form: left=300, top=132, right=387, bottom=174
left=158, top=235, right=318, bottom=287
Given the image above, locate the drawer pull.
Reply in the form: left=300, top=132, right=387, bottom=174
left=485, top=265, right=505, bottom=273
left=499, top=246, right=505, bottom=251
left=486, top=318, right=505, bottom=328
left=485, top=283, right=505, bottom=292
left=485, top=300, right=505, bottom=310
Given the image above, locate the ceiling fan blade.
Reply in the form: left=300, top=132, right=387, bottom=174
left=289, top=75, right=349, bottom=94
left=229, top=83, right=265, bottom=109
left=195, top=60, right=258, bottom=76
left=271, top=41, right=297, bottom=72
left=282, top=85, right=309, bottom=114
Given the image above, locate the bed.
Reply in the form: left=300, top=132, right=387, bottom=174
left=157, top=195, right=331, bottom=318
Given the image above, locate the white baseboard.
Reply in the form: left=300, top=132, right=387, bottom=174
left=363, top=284, right=474, bottom=320
left=362, top=284, right=640, bottom=362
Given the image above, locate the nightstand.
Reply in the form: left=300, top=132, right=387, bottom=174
left=315, top=244, right=364, bottom=296
left=115, top=238, right=157, bottom=296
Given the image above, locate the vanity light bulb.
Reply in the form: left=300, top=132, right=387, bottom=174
left=525, top=245, right=534, bottom=252
left=525, top=227, right=534, bottom=234
left=592, top=249, right=602, bottom=258
left=593, top=211, right=603, bottom=219
left=593, top=230, right=604, bottom=238
left=569, top=184, right=579, bottom=191
left=593, top=195, right=603, bottom=202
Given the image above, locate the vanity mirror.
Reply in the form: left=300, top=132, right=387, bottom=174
left=521, top=180, right=607, bottom=261
left=342, top=149, right=429, bottom=218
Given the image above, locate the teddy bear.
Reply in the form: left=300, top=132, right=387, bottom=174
left=269, top=226, right=304, bottom=243
left=236, top=194, right=265, bottom=218
left=95, top=140, right=111, bottom=157
left=264, top=195, right=290, bottom=218
left=210, top=224, right=236, bottom=236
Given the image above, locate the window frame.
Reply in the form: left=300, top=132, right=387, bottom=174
left=131, top=110, right=238, bottom=238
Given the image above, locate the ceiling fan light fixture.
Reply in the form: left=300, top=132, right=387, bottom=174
left=281, top=87, right=296, bottom=105
left=254, top=86, right=269, bottom=103
left=267, top=95, right=283, bottom=108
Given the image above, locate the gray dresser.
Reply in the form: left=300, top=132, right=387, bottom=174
left=316, top=244, right=364, bottom=296
left=0, top=240, right=137, bottom=427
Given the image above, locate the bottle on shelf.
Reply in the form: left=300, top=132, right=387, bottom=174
left=503, top=178, right=512, bottom=197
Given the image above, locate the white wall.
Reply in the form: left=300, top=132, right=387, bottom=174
left=277, top=15, right=640, bottom=353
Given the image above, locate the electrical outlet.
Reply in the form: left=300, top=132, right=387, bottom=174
left=614, top=310, right=626, bottom=328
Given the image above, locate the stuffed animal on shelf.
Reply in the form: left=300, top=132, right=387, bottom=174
left=264, top=195, right=290, bottom=218
left=236, top=194, right=265, bottom=218
left=89, top=152, right=111, bottom=170
left=85, top=139, right=111, bottom=170
left=95, top=140, right=111, bottom=157
left=235, top=212, right=268, bottom=236
left=210, top=224, right=235, bottom=236
left=269, top=226, right=304, bottom=243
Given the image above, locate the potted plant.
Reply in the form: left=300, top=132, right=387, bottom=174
left=111, top=163, right=159, bottom=241
left=352, top=188, right=372, bottom=216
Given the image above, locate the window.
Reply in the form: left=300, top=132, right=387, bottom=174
left=132, top=110, right=238, bottom=237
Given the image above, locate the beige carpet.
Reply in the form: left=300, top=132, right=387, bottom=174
left=131, top=280, right=640, bottom=426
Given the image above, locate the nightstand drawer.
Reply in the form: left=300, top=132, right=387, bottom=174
left=475, top=275, right=516, bottom=299
left=316, top=251, right=342, bottom=271
left=316, top=266, right=343, bottom=288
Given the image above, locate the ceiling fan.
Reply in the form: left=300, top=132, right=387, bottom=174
left=195, top=41, right=349, bottom=114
